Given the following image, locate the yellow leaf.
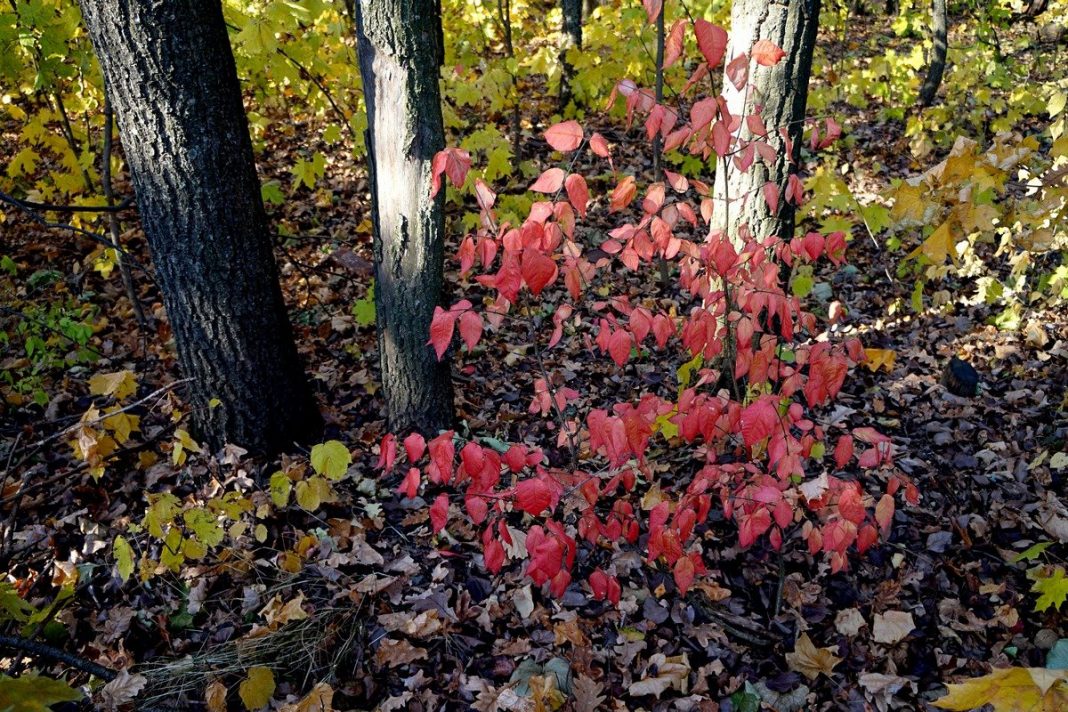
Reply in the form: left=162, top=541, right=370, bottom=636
left=310, top=440, right=351, bottom=480
left=785, top=633, right=842, bottom=680
left=890, top=181, right=927, bottom=224
left=89, top=370, right=137, bottom=400
left=261, top=592, right=309, bottom=628
left=934, top=667, right=1068, bottom=711
left=908, top=220, right=957, bottom=265
left=239, top=667, right=276, bottom=711
left=114, top=535, right=134, bottom=582
left=863, top=349, right=896, bottom=373
left=293, top=682, right=334, bottom=712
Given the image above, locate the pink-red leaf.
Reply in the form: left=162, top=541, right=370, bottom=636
left=458, top=310, right=483, bottom=351
left=430, top=493, right=449, bottom=533
left=751, top=39, right=786, bottom=66
left=544, top=120, right=584, bottom=152
left=664, top=19, right=686, bottom=68
left=428, top=306, right=456, bottom=360
left=530, top=167, right=566, bottom=193
left=565, top=173, right=589, bottom=218
left=521, top=248, right=558, bottom=296
left=694, top=20, right=728, bottom=68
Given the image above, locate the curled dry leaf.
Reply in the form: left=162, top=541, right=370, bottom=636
left=785, top=633, right=842, bottom=680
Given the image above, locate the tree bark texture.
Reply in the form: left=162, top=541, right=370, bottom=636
left=918, top=0, right=948, bottom=106
left=712, top=0, right=820, bottom=244
left=355, top=0, right=455, bottom=435
left=79, top=0, right=321, bottom=454
left=559, top=0, right=583, bottom=108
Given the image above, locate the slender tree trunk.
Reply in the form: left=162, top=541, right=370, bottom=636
left=559, top=0, right=583, bottom=109
left=497, top=0, right=522, bottom=162
left=583, top=0, right=598, bottom=20
left=712, top=0, right=820, bottom=244
left=918, top=0, right=948, bottom=106
left=355, top=0, right=454, bottom=435
left=652, top=1, right=670, bottom=289
left=79, top=0, right=321, bottom=454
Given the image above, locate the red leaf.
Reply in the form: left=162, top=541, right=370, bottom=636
left=377, top=434, right=397, bottom=471
left=673, top=556, right=695, bottom=594
left=740, top=396, right=779, bottom=447
left=544, top=120, right=584, bottom=152
left=530, top=167, right=566, bottom=193
left=642, top=0, right=662, bottom=24
left=403, top=432, right=426, bottom=462
left=428, top=306, right=456, bottom=360
left=751, top=39, right=786, bottom=66
left=726, top=53, right=748, bottom=89
left=589, top=132, right=611, bottom=158
left=430, top=493, right=449, bottom=533
left=609, top=176, right=637, bottom=212
left=608, top=328, right=633, bottom=367
left=516, top=478, right=552, bottom=516
left=430, top=147, right=472, bottom=197
left=763, top=181, right=780, bottom=214
left=484, top=539, right=505, bottom=573
left=694, top=20, right=728, bottom=68
left=834, top=434, right=854, bottom=468
left=565, top=173, right=589, bottom=218
left=397, top=467, right=420, bottom=498
left=711, top=121, right=731, bottom=157
left=664, top=19, right=686, bottom=68
left=458, top=310, right=483, bottom=351
left=521, top=248, right=558, bottom=296
left=875, top=493, right=895, bottom=534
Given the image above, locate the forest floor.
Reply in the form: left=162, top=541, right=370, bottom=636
left=2, top=10, right=1068, bottom=712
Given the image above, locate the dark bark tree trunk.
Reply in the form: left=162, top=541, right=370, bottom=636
left=355, top=0, right=454, bottom=435
left=559, top=0, right=583, bottom=109
left=79, top=0, right=321, bottom=454
left=712, top=0, right=821, bottom=244
left=918, top=0, right=948, bottom=106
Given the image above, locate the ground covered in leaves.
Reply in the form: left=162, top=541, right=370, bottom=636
left=2, top=10, right=1068, bottom=712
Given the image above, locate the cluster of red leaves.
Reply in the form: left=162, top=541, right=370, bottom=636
left=409, top=18, right=918, bottom=602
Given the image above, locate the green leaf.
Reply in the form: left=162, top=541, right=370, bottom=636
left=113, top=535, right=134, bottom=582
left=352, top=281, right=375, bottom=326
left=269, top=471, right=292, bottom=508
left=1032, top=567, right=1068, bottom=612
left=1012, top=542, right=1053, bottom=563
left=0, top=672, right=82, bottom=711
left=310, top=440, right=351, bottom=480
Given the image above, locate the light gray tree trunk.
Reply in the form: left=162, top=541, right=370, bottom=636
left=918, top=0, right=948, bottom=106
left=712, top=0, right=820, bottom=244
left=355, top=0, right=454, bottom=435
left=79, top=0, right=322, bottom=454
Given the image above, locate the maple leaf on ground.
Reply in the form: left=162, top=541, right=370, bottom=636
left=934, top=668, right=1068, bottom=711
left=786, top=633, right=842, bottom=680
left=1031, top=566, right=1068, bottom=612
